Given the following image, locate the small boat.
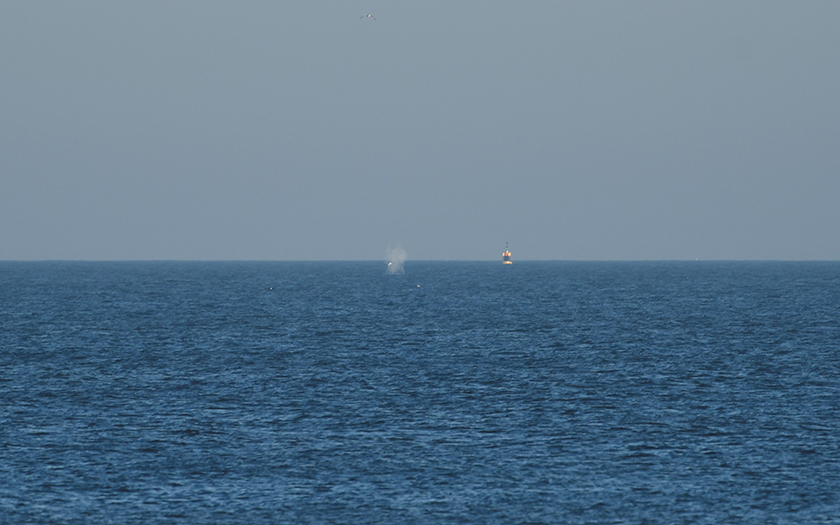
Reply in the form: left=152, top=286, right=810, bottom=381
left=502, top=242, right=512, bottom=265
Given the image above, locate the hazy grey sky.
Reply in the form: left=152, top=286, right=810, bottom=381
left=2, top=1, right=838, bottom=260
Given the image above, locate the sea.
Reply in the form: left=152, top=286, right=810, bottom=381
left=1, top=261, right=838, bottom=524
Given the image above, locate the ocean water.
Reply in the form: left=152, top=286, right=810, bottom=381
left=1, top=261, right=838, bottom=524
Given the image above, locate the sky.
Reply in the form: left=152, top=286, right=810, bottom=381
left=1, top=1, right=838, bottom=261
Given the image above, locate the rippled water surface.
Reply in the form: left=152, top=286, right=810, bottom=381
left=1, top=261, right=839, bottom=523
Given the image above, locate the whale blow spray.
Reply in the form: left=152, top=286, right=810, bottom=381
left=386, top=248, right=406, bottom=274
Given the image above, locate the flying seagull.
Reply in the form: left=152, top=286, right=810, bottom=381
left=360, top=14, right=375, bottom=20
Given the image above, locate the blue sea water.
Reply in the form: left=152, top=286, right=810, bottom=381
left=1, top=261, right=839, bottom=524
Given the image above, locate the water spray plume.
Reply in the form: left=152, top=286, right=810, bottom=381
left=386, top=248, right=407, bottom=274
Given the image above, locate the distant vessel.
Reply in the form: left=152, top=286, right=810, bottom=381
left=502, top=243, right=512, bottom=265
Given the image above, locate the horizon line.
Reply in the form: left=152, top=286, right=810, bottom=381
left=1, top=259, right=838, bottom=263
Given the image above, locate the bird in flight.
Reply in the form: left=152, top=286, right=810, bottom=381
left=360, top=14, right=375, bottom=20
